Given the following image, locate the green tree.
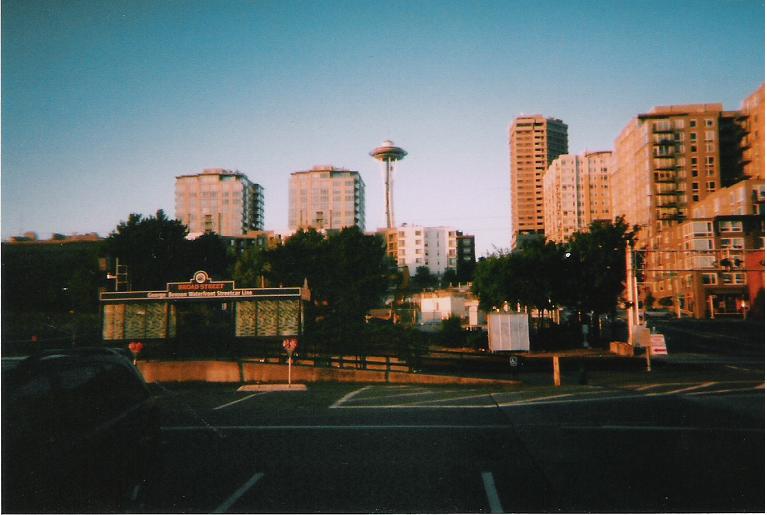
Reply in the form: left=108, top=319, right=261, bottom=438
left=440, top=269, right=458, bottom=288
left=183, top=232, right=231, bottom=280
left=106, top=210, right=190, bottom=290
left=233, top=246, right=270, bottom=287
left=560, top=217, right=637, bottom=320
left=233, top=227, right=395, bottom=350
left=321, top=227, right=395, bottom=344
left=411, top=266, right=438, bottom=291
left=472, top=253, right=512, bottom=311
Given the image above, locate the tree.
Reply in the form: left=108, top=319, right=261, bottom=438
left=183, top=232, right=231, bottom=280
left=472, top=218, right=637, bottom=336
left=106, top=210, right=190, bottom=291
left=233, top=227, right=396, bottom=350
left=472, top=252, right=512, bottom=311
left=411, top=266, right=438, bottom=291
left=440, top=269, right=458, bottom=288
left=233, top=246, right=270, bottom=287
left=320, top=227, right=395, bottom=344
left=560, top=217, right=637, bottom=321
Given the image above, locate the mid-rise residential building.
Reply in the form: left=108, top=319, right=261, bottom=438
left=175, top=168, right=264, bottom=237
left=288, top=166, right=365, bottom=232
left=381, top=224, right=458, bottom=276
left=456, top=231, right=476, bottom=282
left=509, top=115, right=568, bottom=249
left=644, top=179, right=764, bottom=319
left=739, top=83, right=765, bottom=181
left=612, top=104, right=742, bottom=244
left=543, top=151, right=613, bottom=242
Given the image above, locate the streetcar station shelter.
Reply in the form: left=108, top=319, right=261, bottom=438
left=100, top=271, right=305, bottom=342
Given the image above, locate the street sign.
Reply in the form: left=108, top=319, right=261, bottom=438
left=282, top=337, right=298, bottom=355
left=649, top=334, right=668, bottom=356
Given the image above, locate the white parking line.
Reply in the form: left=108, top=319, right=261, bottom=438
left=407, top=393, right=497, bottom=406
left=660, top=381, right=717, bottom=395
left=687, top=384, right=765, bottom=396
left=163, top=424, right=515, bottom=431
left=214, top=392, right=268, bottom=411
left=329, top=385, right=372, bottom=408
left=500, top=393, right=573, bottom=404
left=482, top=472, right=504, bottom=513
left=567, top=425, right=763, bottom=433
left=353, top=388, right=465, bottom=402
left=213, top=471, right=265, bottom=513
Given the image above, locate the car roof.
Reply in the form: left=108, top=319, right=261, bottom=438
left=8, top=347, right=142, bottom=381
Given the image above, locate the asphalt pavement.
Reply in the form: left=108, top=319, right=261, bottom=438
left=130, top=371, right=764, bottom=514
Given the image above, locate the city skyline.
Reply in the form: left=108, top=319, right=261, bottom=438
left=2, top=0, right=764, bottom=256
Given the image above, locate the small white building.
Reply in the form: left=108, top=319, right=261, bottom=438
left=419, top=293, right=465, bottom=323
left=417, top=287, right=487, bottom=328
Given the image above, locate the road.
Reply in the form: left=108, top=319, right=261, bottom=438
left=133, top=368, right=764, bottom=513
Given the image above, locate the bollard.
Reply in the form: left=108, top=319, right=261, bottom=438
left=553, top=355, right=561, bottom=387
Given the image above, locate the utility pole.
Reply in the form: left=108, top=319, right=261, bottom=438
left=625, top=241, right=634, bottom=345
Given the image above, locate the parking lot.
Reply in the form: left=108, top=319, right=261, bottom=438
left=133, top=378, right=764, bottom=513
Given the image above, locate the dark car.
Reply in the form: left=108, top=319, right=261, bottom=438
left=2, top=347, right=160, bottom=513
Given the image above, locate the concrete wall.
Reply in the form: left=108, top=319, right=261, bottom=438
left=137, top=360, right=519, bottom=386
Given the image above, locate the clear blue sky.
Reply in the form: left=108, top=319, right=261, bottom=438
left=2, top=0, right=764, bottom=255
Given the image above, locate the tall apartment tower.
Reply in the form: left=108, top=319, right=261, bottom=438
left=175, top=168, right=264, bottom=237
left=612, top=104, right=741, bottom=243
left=739, top=83, right=765, bottom=181
left=288, top=166, right=365, bottom=232
left=543, top=151, right=613, bottom=243
left=509, top=115, right=568, bottom=248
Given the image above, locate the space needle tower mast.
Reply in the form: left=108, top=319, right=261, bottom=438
left=370, top=140, right=407, bottom=229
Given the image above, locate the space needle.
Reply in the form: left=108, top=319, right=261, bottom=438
left=370, top=140, right=407, bottom=229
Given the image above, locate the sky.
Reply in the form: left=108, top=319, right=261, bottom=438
left=2, top=0, right=764, bottom=256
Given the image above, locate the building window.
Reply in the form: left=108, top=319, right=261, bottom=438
left=719, top=220, right=743, bottom=232
left=720, top=237, right=744, bottom=249
left=721, top=273, right=745, bottom=285
left=705, top=119, right=714, bottom=128
left=701, top=273, right=717, bottom=285
left=690, top=120, right=697, bottom=128
left=707, top=181, right=716, bottom=192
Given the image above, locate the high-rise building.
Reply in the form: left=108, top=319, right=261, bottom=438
left=739, top=83, right=765, bottom=181
left=543, top=151, right=613, bottom=242
left=175, top=168, right=264, bottom=237
left=644, top=179, right=764, bottom=319
left=381, top=225, right=458, bottom=276
left=509, top=115, right=568, bottom=249
left=612, top=104, right=741, bottom=243
left=288, top=166, right=365, bottom=232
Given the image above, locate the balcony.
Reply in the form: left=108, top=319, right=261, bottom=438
left=654, top=171, right=676, bottom=183
left=655, top=195, right=677, bottom=208
left=656, top=207, right=680, bottom=220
